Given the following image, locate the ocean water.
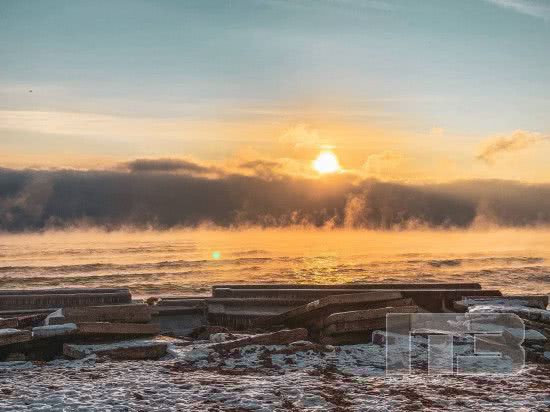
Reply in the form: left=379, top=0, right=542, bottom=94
left=0, top=228, right=549, bottom=297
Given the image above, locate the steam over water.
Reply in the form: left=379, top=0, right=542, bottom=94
left=0, top=229, right=549, bottom=297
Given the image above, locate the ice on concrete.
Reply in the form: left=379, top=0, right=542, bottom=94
left=0, top=328, right=20, bottom=335
left=468, top=304, right=550, bottom=324
left=32, top=323, right=77, bottom=338
left=64, top=338, right=168, bottom=360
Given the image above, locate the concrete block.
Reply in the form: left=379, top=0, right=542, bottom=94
left=0, top=308, right=59, bottom=317
left=0, top=329, right=32, bottom=346
left=319, top=306, right=418, bottom=345
left=157, top=298, right=206, bottom=308
left=524, top=329, right=547, bottom=343
left=323, top=305, right=418, bottom=327
left=0, top=318, right=18, bottom=328
left=211, top=328, right=308, bottom=351
left=523, top=319, right=550, bottom=338
left=63, top=340, right=168, bottom=360
left=45, top=309, right=66, bottom=325
left=256, top=292, right=409, bottom=331
left=454, top=295, right=549, bottom=312
left=76, top=322, right=160, bottom=336
left=323, top=306, right=419, bottom=336
left=212, top=287, right=500, bottom=312
left=207, top=297, right=315, bottom=307
left=212, top=283, right=482, bottom=297
left=61, top=304, right=152, bottom=324
left=398, top=289, right=502, bottom=312
left=151, top=311, right=206, bottom=336
left=325, top=317, right=388, bottom=338
left=207, top=297, right=308, bottom=329
left=215, top=288, right=403, bottom=300
left=16, top=313, right=50, bottom=328
left=32, top=323, right=78, bottom=339
left=468, top=305, right=550, bottom=325
left=0, top=288, right=132, bottom=310
left=152, top=306, right=205, bottom=316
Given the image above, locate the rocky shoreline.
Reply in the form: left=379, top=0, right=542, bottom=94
left=0, top=284, right=549, bottom=410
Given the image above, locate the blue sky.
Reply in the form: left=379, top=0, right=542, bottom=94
left=1, top=0, right=549, bottom=181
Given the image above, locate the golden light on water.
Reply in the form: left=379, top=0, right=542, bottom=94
left=313, top=150, right=341, bottom=174
left=212, top=251, right=221, bottom=260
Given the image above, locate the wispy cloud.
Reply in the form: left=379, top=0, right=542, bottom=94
left=122, top=158, right=223, bottom=176
left=278, top=123, right=322, bottom=149
left=477, top=130, right=549, bottom=163
left=484, top=0, right=550, bottom=20
left=260, top=0, right=394, bottom=13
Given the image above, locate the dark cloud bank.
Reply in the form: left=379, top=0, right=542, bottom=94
left=1, top=166, right=550, bottom=232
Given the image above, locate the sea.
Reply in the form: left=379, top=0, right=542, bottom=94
left=1, top=228, right=549, bottom=297
left=1, top=228, right=550, bottom=411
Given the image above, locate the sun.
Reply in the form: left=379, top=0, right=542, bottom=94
left=313, top=150, right=341, bottom=174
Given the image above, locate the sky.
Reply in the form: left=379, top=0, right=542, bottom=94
left=1, top=0, right=550, bottom=182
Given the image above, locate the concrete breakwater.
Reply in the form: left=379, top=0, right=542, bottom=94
left=0, top=288, right=131, bottom=311
left=0, top=284, right=548, bottom=364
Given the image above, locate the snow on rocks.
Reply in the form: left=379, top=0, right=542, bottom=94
left=456, top=296, right=548, bottom=311
left=0, top=340, right=549, bottom=411
left=467, top=301, right=550, bottom=334
left=209, top=332, right=231, bottom=343
left=0, top=330, right=549, bottom=410
left=468, top=304, right=550, bottom=324
left=189, top=325, right=229, bottom=340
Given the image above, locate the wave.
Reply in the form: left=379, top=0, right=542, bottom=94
left=405, top=256, right=544, bottom=267
left=0, top=256, right=278, bottom=274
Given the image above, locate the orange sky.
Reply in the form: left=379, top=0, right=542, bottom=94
left=1, top=108, right=549, bottom=183
left=2, top=1, right=550, bottom=183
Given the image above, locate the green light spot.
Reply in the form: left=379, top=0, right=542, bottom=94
left=212, top=251, right=221, bottom=260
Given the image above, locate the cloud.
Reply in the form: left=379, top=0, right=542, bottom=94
left=484, top=0, right=550, bottom=20
left=476, top=130, right=549, bottom=164
left=263, top=0, right=394, bottom=13
left=239, top=159, right=282, bottom=179
left=2, top=166, right=550, bottom=231
left=239, top=159, right=281, bottom=170
left=279, top=123, right=322, bottom=149
left=363, top=151, right=407, bottom=179
left=123, top=158, right=220, bottom=175
left=238, top=157, right=317, bottom=179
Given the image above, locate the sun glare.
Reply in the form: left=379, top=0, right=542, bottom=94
left=313, top=151, right=341, bottom=174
